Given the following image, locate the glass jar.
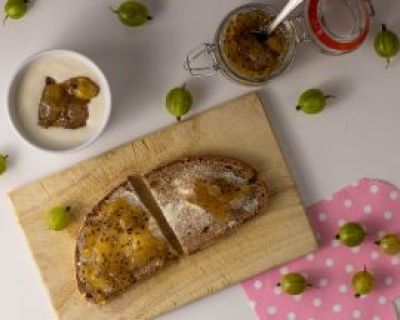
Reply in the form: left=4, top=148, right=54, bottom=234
left=184, top=0, right=374, bottom=86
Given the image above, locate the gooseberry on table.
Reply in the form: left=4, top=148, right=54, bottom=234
left=0, top=154, right=8, bottom=175
left=110, top=1, right=152, bottom=27
left=166, top=84, right=193, bottom=121
left=296, top=88, right=333, bottom=115
left=374, top=24, right=399, bottom=68
left=3, top=0, right=29, bottom=25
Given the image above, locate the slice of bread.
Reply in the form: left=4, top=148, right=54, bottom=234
left=143, top=155, right=268, bottom=254
left=75, top=180, right=177, bottom=304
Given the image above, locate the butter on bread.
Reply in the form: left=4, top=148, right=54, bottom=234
left=143, top=155, right=268, bottom=254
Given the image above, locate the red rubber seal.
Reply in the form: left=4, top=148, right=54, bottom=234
left=307, top=0, right=370, bottom=52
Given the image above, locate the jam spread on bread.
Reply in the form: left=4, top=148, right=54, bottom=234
left=38, top=76, right=99, bottom=129
left=188, top=179, right=250, bottom=222
left=77, top=198, right=168, bottom=303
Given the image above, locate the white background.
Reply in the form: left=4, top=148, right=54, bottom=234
left=0, top=0, right=399, bottom=319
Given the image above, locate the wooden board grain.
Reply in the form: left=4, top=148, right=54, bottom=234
left=9, top=93, right=317, bottom=320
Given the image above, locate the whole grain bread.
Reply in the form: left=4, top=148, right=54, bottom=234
left=143, top=155, right=268, bottom=254
left=75, top=180, right=177, bottom=304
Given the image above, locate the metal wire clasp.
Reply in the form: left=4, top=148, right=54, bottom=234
left=184, top=43, right=219, bottom=77
left=365, top=0, right=375, bottom=17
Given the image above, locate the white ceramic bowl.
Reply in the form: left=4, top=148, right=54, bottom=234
left=7, top=49, right=112, bottom=153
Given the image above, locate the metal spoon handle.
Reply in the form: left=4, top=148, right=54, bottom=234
left=267, top=0, right=305, bottom=34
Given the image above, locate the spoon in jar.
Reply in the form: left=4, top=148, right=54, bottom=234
left=250, top=0, right=305, bottom=42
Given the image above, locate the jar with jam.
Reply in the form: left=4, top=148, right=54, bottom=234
left=184, top=0, right=374, bottom=86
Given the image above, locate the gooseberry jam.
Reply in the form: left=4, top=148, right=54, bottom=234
left=221, top=9, right=289, bottom=80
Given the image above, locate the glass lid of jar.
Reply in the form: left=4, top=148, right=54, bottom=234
left=304, top=0, right=374, bottom=53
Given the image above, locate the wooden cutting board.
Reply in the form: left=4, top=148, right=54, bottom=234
left=9, top=93, right=317, bottom=320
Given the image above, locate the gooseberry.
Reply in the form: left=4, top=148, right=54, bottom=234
left=166, top=84, right=193, bottom=121
left=335, top=222, right=366, bottom=247
left=351, top=266, right=375, bottom=298
left=375, top=234, right=400, bottom=255
left=3, top=0, right=28, bottom=25
left=47, top=206, right=72, bottom=231
left=110, top=1, right=152, bottom=27
left=296, top=88, right=333, bottom=115
left=374, top=24, right=399, bottom=68
left=277, top=272, right=312, bottom=295
left=0, top=154, right=8, bottom=175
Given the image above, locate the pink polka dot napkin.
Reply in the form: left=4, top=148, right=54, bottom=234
left=241, top=179, right=400, bottom=320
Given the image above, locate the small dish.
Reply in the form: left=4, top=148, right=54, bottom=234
left=7, top=49, right=112, bottom=153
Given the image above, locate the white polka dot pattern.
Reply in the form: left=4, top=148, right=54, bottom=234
left=274, top=286, right=283, bottom=295
left=391, top=256, right=399, bottom=266
left=253, top=280, right=262, bottom=289
left=313, top=298, right=322, bottom=307
left=370, top=185, right=379, bottom=194
left=351, top=246, right=361, bottom=253
left=371, top=251, right=380, bottom=260
left=344, top=199, right=353, bottom=208
left=339, top=284, right=348, bottom=293
left=389, top=191, right=398, bottom=200
left=332, top=239, right=340, bottom=248
left=241, top=179, right=400, bottom=320
left=267, top=305, right=277, bottom=314
left=364, top=204, right=373, bottom=214
left=385, top=276, right=393, bottom=286
left=378, top=296, right=387, bottom=305
left=332, top=304, right=342, bottom=313
left=319, top=278, right=329, bottom=287
left=319, top=213, right=327, bottom=221
left=345, top=264, right=354, bottom=273
left=352, top=310, right=362, bottom=318
left=384, top=211, right=393, bottom=220
left=280, top=266, right=289, bottom=275
left=306, top=254, right=315, bottom=261
left=293, top=294, right=302, bottom=302
left=325, top=258, right=334, bottom=267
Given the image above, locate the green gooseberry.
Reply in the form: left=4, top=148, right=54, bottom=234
left=296, top=88, right=333, bottom=115
left=166, top=84, right=193, bottom=121
left=374, top=24, right=399, bottom=68
left=277, top=272, right=312, bottom=295
left=375, top=234, right=400, bottom=255
left=0, top=154, right=8, bottom=175
left=110, top=1, right=152, bottom=27
left=351, top=266, right=375, bottom=298
left=335, top=222, right=366, bottom=247
left=3, top=0, right=28, bottom=25
left=47, top=206, right=72, bottom=231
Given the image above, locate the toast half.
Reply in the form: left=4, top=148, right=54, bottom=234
left=144, top=155, right=268, bottom=254
left=75, top=180, right=177, bottom=304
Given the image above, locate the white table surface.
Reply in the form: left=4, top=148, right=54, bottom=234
left=0, top=0, right=399, bottom=319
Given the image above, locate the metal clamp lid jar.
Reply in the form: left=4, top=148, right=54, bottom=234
left=184, top=0, right=374, bottom=86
